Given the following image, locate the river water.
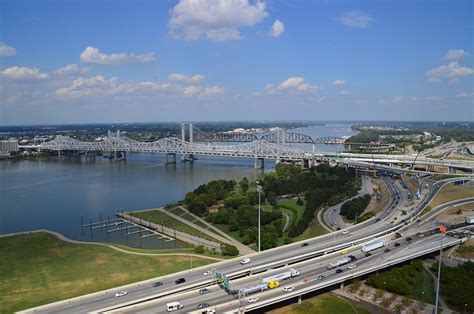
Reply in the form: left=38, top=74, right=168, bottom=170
left=0, top=123, right=355, bottom=248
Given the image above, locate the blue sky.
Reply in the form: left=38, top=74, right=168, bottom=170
left=0, top=0, right=472, bottom=125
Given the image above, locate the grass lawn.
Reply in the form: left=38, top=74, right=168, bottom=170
left=268, top=293, right=371, bottom=314
left=130, top=210, right=221, bottom=243
left=169, top=206, right=186, bottom=216
left=423, top=184, right=474, bottom=215
left=412, top=268, right=436, bottom=304
left=0, top=232, right=214, bottom=314
left=180, top=213, right=195, bottom=222
left=278, top=198, right=305, bottom=223
left=109, top=244, right=232, bottom=259
left=294, top=209, right=330, bottom=242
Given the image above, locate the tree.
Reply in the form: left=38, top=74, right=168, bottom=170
left=239, top=177, right=249, bottom=192
left=220, top=244, right=239, bottom=256
left=296, top=196, right=303, bottom=206
left=193, top=245, right=204, bottom=254
left=188, top=201, right=207, bottom=216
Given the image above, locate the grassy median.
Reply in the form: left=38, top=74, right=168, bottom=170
left=0, top=232, right=214, bottom=313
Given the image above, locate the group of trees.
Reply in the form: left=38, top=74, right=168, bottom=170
left=433, top=261, right=474, bottom=312
left=184, top=179, right=236, bottom=216
left=340, top=194, right=372, bottom=220
left=366, top=260, right=424, bottom=296
left=263, top=164, right=358, bottom=238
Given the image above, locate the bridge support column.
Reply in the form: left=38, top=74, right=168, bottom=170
left=254, top=157, right=264, bottom=169
left=447, top=166, right=456, bottom=174
left=165, top=153, right=176, bottom=164
left=340, top=281, right=344, bottom=289
left=298, top=295, right=302, bottom=304
left=58, top=150, right=61, bottom=158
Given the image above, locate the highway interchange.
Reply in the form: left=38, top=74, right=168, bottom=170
left=23, top=175, right=473, bottom=314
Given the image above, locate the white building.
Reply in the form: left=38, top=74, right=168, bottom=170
left=0, top=139, right=18, bottom=153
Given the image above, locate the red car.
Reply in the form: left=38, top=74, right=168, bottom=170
left=384, top=248, right=391, bottom=253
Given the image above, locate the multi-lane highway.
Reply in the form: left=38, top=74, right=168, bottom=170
left=22, top=176, right=472, bottom=314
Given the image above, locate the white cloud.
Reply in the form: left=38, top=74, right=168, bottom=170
left=183, top=85, right=202, bottom=96
left=331, top=80, right=345, bottom=87
left=202, top=86, right=223, bottom=96
left=317, top=96, right=328, bottom=103
left=138, top=82, right=173, bottom=91
left=168, top=73, right=205, bottom=84
left=55, top=75, right=134, bottom=98
left=426, top=61, right=474, bottom=83
left=426, top=96, right=441, bottom=101
left=338, top=11, right=375, bottom=28
left=266, top=76, right=318, bottom=94
left=1, top=66, right=49, bottom=81
left=444, top=49, right=468, bottom=61
left=340, top=90, right=350, bottom=96
left=0, top=42, right=16, bottom=57
left=54, top=64, right=79, bottom=76
left=80, top=46, right=155, bottom=65
left=269, top=19, right=284, bottom=38
left=378, top=96, right=404, bottom=105
left=168, top=0, right=268, bottom=41
left=456, top=92, right=474, bottom=97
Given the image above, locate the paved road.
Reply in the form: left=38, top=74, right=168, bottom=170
left=324, top=174, right=374, bottom=230
left=23, top=176, right=472, bottom=314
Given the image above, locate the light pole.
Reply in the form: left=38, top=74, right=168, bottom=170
left=256, top=185, right=263, bottom=252
left=435, top=225, right=447, bottom=314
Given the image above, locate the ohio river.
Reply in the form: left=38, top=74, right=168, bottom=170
left=0, top=123, right=355, bottom=248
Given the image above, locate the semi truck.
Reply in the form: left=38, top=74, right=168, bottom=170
left=326, top=257, right=351, bottom=269
left=261, top=269, right=300, bottom=284
left=242, top=283, right=268, bottom=295
left=362, top=240, right=389, bottom=253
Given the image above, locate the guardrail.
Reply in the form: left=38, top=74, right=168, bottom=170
left=241, top=237, right=466, bottom=313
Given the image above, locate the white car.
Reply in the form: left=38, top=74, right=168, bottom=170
left=115, top=290, right=127, bottom=297
left=203, top=270, right=213, bottom=276
left=283, top=286, right=295, bottom=292
left=348, top=264, right=357, bottom=269
left=342, top=229, right=349, bottom=235
left=248, top=297, right=259, bottom=303
left=240, top=258, right=251, bottom=265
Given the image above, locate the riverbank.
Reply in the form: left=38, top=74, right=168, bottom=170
left=0, top=231, right=216, bottom=313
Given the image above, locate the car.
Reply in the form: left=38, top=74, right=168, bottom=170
left=339, top=250, right=349, bottom=255
left=376, top=218, right=381, bottom=222
left=283, top=286, right=295, bottom=292
left=384, top=248, right=391, bottom=253
left=417, top=232, right=424, bottom=238
left=394, top=243, right=400, bottom=247
left=203, top=270, right=213, bottom=276
left=342, top=229, right=349, bottom=235
left=335, top=269, right=343, bottom=274
left=205, top=310, right=216, bottom=314
left=365, top=252, right=372, bottom=257
left=348, top=264, right=357, bottom=269
left=152, top=281, right=163, bottom=287
left=240, top=258, right=251, bottom=265
left=406, top=237, right=412, bottom=242
left=199, top=288, right=210, bottom=294
left=301, top=242, right=309, bottom=247
left=198, top=303, right=210, bottom=309
left=248, top=297, right=259, bottom=303
left=317, top=275, right=326, bottom=280
left=348, top=255, right=357, bottom=261
left=175, top=277, right=185, bottom=284
left=115, top=290, right=127, bottom=297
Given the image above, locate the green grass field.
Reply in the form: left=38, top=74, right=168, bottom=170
left=130, top=210, right=221, bottom=243
left=294, top=209, right=330, bottom=242
left=0, top=232, right=214, bottom=313
left=269, top=293, right=371, bottom=314
left=412, top=268, right=436, bottom=304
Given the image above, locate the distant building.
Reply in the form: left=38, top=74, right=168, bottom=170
left=0, top=139, right=18, bottom=153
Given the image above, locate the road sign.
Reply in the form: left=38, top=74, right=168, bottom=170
left=216, top=272, right=223, bottom=282
left=223, top=278, right=230, bottom=288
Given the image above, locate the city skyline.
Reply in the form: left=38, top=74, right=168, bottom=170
left=1, top=0, right=473, bottom=125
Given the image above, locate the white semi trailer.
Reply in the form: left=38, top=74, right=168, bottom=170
left=362, top=240, right=389, bottom=253
left=326, top=257, right=351, bottom=269
left=261, top=269, right=300, bottom=284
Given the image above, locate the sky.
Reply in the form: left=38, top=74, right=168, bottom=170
left=0, top=0, right=473, bottom=125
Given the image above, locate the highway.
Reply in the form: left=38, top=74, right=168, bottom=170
left=22, top=176, right=472, bottom=314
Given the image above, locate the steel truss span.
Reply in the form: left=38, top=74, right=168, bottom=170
left=39, top=135, right=308, bottom=161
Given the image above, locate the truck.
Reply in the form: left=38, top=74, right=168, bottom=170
left=467, top=216, right=474, bottom=224
left=242, top=283, right=268, bottom=295
left=166, top=302, right=184, bottom=312
left=267, top=280, right=280, bottom=289
left=326, top=257, right=351, bottom=269
left=261, top=269, right=300, bottom=284
left=362, top=240, right=389, bottom=253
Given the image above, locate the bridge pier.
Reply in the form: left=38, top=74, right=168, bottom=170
left=58, top=149, right=61, bottom=158
left=298, top=295, right=302, bottom=304
left=165, top=153, right=176, bottom=164
left=254, top=157, right=264, bottom=169
left=447, top=166, right=456, bottom=174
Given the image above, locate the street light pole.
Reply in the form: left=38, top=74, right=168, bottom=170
left=257, top=185, right=262, bottom=252
left=435, top=225, right=447, bottom=314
